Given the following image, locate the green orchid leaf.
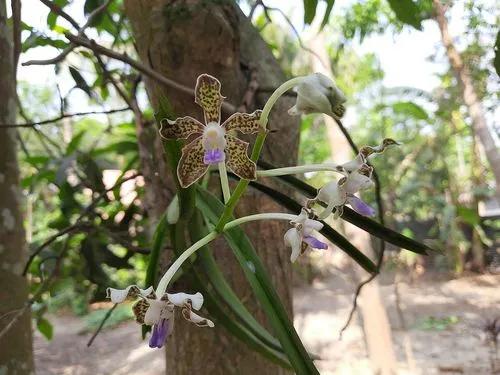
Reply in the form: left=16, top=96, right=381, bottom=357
left=256, top=160, right=431, bottom=255
left=245, top=180, right=377, bottom=273
left=196, top=187, right=320, bottom=375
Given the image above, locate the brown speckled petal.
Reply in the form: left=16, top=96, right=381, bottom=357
left=177, top=136, right=209, bottom=188
left=133, top=298, right=150, bottom=324
left=159, top=116, right=204, bottom=139
left=222, top=110, right=262, bottom=134
left=195, top=74, right=224, bottom=124
left=225, top=135, right=256, bottom=180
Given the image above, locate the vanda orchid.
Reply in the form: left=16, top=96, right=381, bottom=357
left=108, top=73, right=409, bottom=352
left=284, top=209, right=328, bottom=262
left=160, top=74, right=262, bottom=188
left=107, top=285, right=213, bottom=349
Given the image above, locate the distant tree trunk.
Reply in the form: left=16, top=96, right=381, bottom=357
left=432, top=0, right=500, bottom=198
left=0, top=0, right=35, bottom=373
left=309, top=33, right=398, bottom=375
left=124, top=1, right=298, bottom=374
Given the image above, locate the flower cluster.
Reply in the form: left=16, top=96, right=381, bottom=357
left=107, top=72, right=400, bottom=349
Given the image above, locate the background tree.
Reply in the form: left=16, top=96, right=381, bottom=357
left=0, top=0, right=34, bottom=372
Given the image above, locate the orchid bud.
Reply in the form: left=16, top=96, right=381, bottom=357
left=288, top=73, right=346, bottom=118
left=167, top=195, right=180, bottom=224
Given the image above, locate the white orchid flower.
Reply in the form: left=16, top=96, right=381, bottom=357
left=288, top=73, right=346, bottom=118
left=316, top=163, right=376, bottom=219
left=284, top=209, right=328, bottom=262
left=106, top=285, right=214, bottom=349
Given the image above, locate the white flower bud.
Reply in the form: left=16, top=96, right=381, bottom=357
left=288, top=73, right=346, bottom=117
left=166, top=195, right=180, bottom=224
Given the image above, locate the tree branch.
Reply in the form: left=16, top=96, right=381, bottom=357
left=1, top=107, right=131, bottom=128
left=86, top=304, right=117, bottom=347
left=23, top=0, right=113, bottom=66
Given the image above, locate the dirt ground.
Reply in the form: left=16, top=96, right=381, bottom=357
left=34, top=273, right=500, bottom=375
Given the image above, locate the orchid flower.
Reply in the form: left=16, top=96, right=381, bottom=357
left=284, top=209, right=328, bottom=262
left=288, top=73, right=346, bottom=118
left=160, top=74, right=262, bottom=188
left=107, top=285, right=214, bottom=349
left=315, top=164, right=376, bottom=219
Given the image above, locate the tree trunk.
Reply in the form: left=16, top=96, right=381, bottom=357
left=123, top=1, right=298, bottom=374
left=0, top=0, right=35, bottom=372
left=432, top=0, right=500, bottom=198
left=309, top=33, right=398, bottom=375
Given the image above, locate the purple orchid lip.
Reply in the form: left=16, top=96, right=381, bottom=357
left=203, top=149, right=225, bottom=165
left=303, top=235, right=328, bottom=250
left=347, top=195, right=376, bottom=217
left=149, top=318, right=170, bottom=349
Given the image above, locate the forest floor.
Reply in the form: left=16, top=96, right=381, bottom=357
left=34, top=272, right=500, bottom=375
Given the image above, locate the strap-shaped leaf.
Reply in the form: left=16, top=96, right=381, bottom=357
left=172, top=219, right=292, bottom=369
left=191, top=212, right=284, bottom=352
left=256, top=160, right=432, bottom=255
left=197, top=187, right=320, bottom=374
left=245, top=180, right=377, bottom=273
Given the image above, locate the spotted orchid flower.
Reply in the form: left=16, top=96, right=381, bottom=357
left=284, top=209, right=328, bottom=262
left=288, top=73, right=346, bottom=119
left=160, top=74, right=262, bottom=188
left=106, top=285, right=214, bottom=349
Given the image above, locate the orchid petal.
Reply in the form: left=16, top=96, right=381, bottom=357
left=177, top=136, right=209, bottom=188
left=182, top=308, right=215, bottom=328
left=184, top=310, right=215, bottom=328
left=284, top=228, right=302, bottom=263
left=195, top=74, right=224, bottom=124
left=303, top=235, right=328, bottom=250
left=316, top=180, right=346, bottom=206
left=106, top=285, right=154, bottom=304
left=167, top=292, right=204, bottom=311
left=222, top=110, right=262, bottom=134
left=159, top=116, right=204, bottom=139
left=144, top=299, right=173, bottom=326
left=347, top=195, right=376, bottom=217
left=225, top=135, right=256, bottom=180
left=132, top=298, right=150, bottom=324
left=344, top=171, right=374, bottom=194
left=149, top=318, right=172, bottom=348
left=303, top=218, right=323, bottom=233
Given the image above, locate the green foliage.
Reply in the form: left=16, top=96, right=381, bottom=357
left=37, top=318, right=54, bottom=340
left=386, top=0, right=423, bottom=30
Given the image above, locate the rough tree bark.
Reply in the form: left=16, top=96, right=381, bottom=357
left=432, top=0, right=500, bottom=198
left=309, top=33, right=398, bottom=375
left=123, top=1, right=298, bottom=374
left=0, top=0, right=35, bottom=373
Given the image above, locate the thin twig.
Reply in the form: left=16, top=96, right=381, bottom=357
left=65, top=34, right=237, bottom=113
left=87, top=304, right=117, bottom=347
left=39, top=0, right=79, bottom=29
left=1, top=107, right=130, bottom=128
left=259, top=1, right=328, bottom=69
left=23, top=0, right=113, bottom=66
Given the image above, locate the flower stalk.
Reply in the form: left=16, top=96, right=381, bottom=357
left=218, top=162, right=231, bottom=203
left=257, top=163, right=341, bottom=177
left=156, top=212, right=297, bottom=296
